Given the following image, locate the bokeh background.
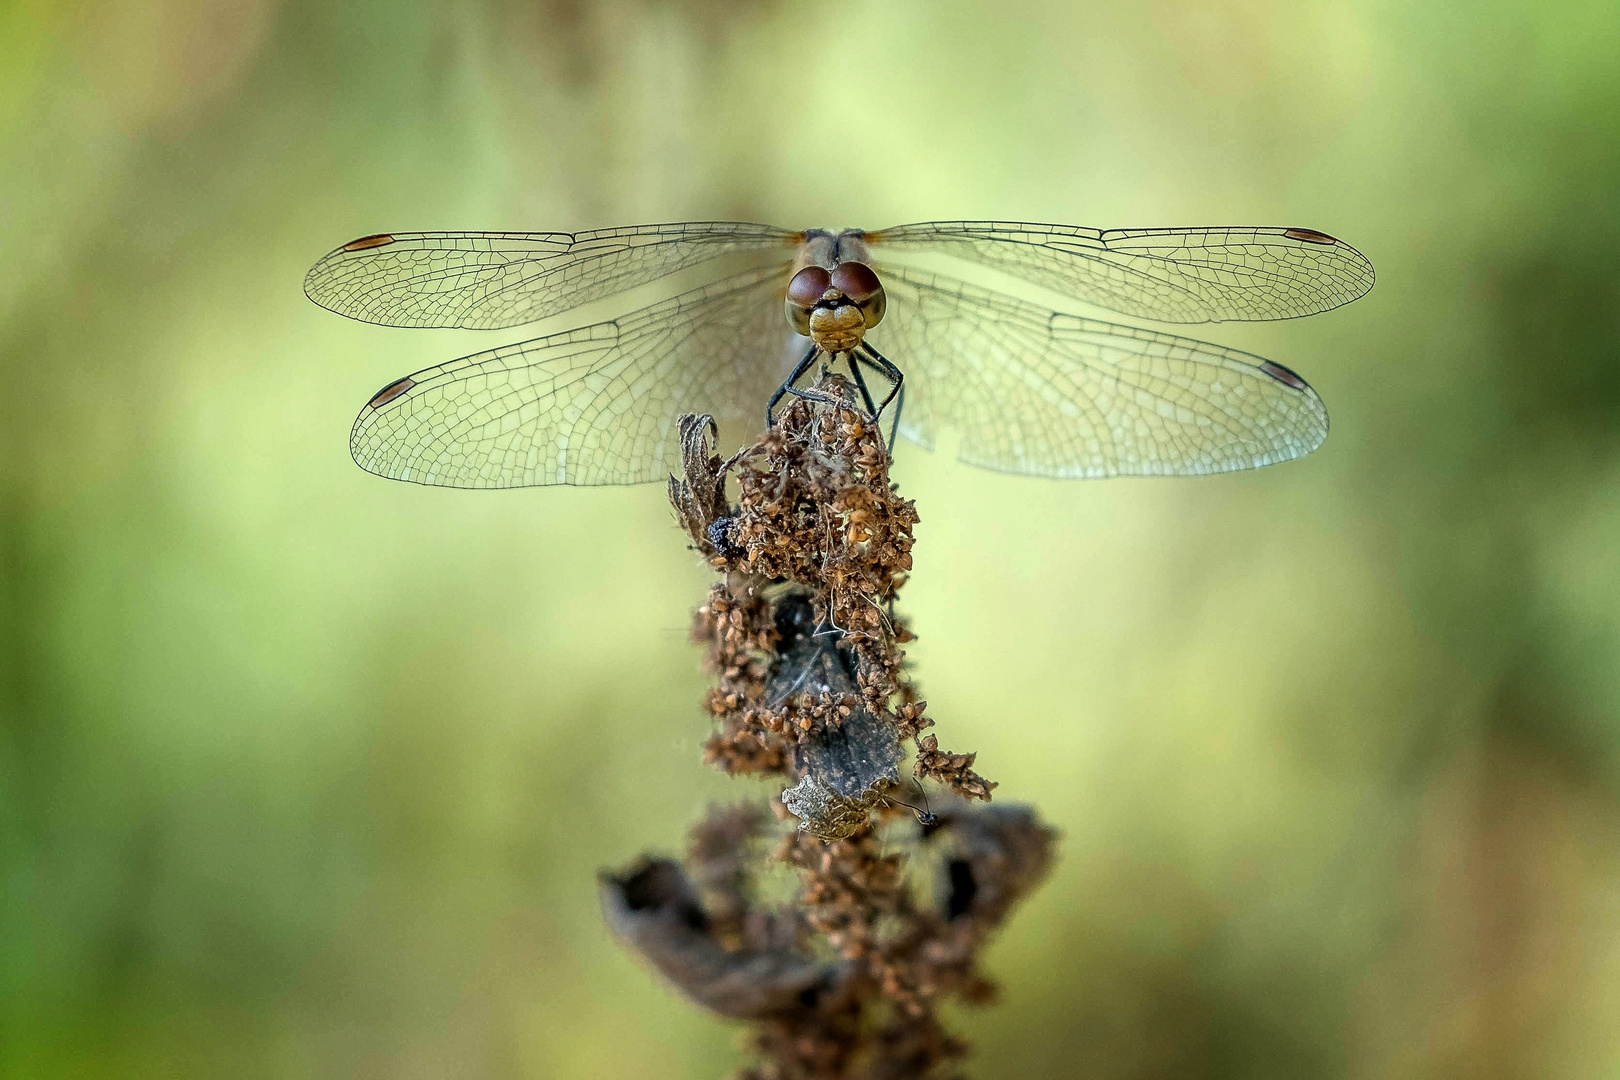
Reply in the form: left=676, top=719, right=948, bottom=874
left=4, top=0, right=1619, bottom=1076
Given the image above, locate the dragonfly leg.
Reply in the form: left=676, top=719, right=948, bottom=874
left=854, top=343, right=906, bottom=447
left=886, top=380, right=906, bottom=450
left=766, top=343, right=823, bottom=426
left=845, top=352, right=880, bottom=416
left=783, top=385, right=843, bottom=411
left=850, top=352, right=904, bottom=449
left=858, top=342, right=905, bottom=414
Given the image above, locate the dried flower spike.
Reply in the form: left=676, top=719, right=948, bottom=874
left=603, top=370, right=1054, bottom=1079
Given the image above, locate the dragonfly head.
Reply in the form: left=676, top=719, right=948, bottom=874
left=785, top=261, right=887, bottom=353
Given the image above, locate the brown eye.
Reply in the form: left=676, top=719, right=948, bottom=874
left=787, top=266, right=832, bottom=308
left=785, top=266, right=831, bottom=335
left=830, top=262, right=880, bottom=303
left=832, top=262, right=886, bottom=328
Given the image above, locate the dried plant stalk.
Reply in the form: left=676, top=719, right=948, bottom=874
left=607, top=372, right=1055, bottom=1079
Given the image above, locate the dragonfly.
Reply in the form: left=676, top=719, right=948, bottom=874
left=304, top=221, right=1373, bottom=488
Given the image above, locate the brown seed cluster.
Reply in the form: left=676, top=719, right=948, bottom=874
left=727, top=388, right=917, bottom=645
left=693, top=583, right=789, bottom=775
left=912, top=735, right=995, bottom=802
left=606, top=372, right=1054, bottom=1079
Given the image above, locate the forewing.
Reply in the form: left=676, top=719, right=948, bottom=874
left=349, top=266, right=794, bottom=487
left=306, top=222, right=800, bottom=329
left=873, top=266, right=1329, bottom=478
left=868, top=221, right=1373, bottom=323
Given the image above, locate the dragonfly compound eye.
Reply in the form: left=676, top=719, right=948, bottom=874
left=785, top=266, right=833, bottom=336
left=832, top=261, right=886, bottom=328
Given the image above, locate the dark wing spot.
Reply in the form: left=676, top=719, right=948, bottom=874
left=1259, top=360, right=1308, bottom=390
left=367, top=376, right=415, bottom=409
left=343, top=233, right=396, bottom=252
left=1283, top=227, right=1337, bottom=246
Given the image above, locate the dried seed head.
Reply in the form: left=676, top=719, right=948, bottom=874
left=610, top=372, right=1047, bottom=1079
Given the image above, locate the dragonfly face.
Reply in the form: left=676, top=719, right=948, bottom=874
left=304, top=220, right=1373, bottom=488
left=784, top=230, right=888, bottom=353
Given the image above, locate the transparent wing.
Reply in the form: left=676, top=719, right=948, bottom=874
left=349, top=266, right=797, bottom=487
left=867, top=221, right=1373, bottom=323
left=306, top=222, right=800, bottom=329
left=871, top=266, right=1329, bottom=478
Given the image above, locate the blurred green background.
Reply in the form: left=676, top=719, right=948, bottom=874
left=4, top=0, right=1619, bottom=1076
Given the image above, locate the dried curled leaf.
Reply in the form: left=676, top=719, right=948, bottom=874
left=668, top=413, right=745, bottom=563
left=769, top=592, right=902, bottom=840
left=599, top=856, right=838, bottom=1020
